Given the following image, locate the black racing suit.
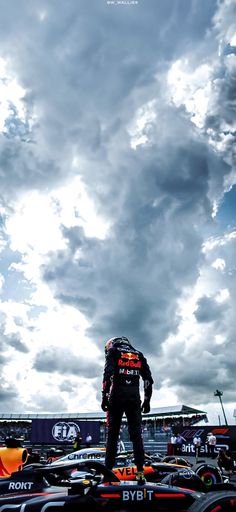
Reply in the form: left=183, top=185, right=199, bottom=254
left=102, top=341, right=153, bottom=471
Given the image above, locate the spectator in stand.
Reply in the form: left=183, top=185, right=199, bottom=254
left=176, top=433, right=186, bottom=455
left=207, top=432, right=216, bottom=458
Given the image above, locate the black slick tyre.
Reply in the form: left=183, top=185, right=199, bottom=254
left=187, top=491, right=236, bottom=511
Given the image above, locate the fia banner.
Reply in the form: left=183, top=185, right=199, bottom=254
left=31, top=419, right=100, bottom=444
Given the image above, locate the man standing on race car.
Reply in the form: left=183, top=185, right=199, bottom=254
left=101, top=336, right=153, bottom=484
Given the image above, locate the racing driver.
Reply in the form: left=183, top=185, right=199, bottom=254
left=101, top=336, right=153, bottom=484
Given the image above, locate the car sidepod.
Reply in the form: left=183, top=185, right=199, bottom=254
left=92, top=480, right=200, bottom=511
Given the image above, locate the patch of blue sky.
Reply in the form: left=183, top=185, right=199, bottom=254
left=216, top=184, right=236, bottom=229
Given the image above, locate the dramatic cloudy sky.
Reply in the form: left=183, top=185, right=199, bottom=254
left=0, top=0, right=235, bottom=424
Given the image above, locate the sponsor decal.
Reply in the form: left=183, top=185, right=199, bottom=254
left=121, top=352, right=139, bottom=360
left=117, top=347, right=138, bottom=353
left=51, top=422, right=80, bottom=442
left=211, top=428, right=229, bottom=435
left=118, top=359, right=141, bottom=368
left=67, top=452, right=104, bottom=460
left=182, top=443, right=229, bottom=454
left=8, top=482, right=34, bottom=490
left=122, top=489, right=154, bottom=501
left=119, top=368, right=140, bottom=375
left=114, top=467, right=136, bottom=477
left=118, top=351, right=141, bottom=368
left=177, top=470, right=195, bottom=479
left=181, top=428, right=205, bottom=440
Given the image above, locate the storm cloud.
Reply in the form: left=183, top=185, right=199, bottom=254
left=0, top=0, right=235, bottom=421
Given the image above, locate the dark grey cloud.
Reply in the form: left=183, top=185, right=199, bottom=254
left=0, top=319, right=21, bottom=408
left=0, top=352, right=6, bottom=366
left=0, top=0, right=218, bottom=201
left=41, top=114, right=229, bottom=357
left=33, top=346, right=102, bottom=378
left=0, top=313, right=29, bottom=353
left=3, top=332, right=29, bottom=353
left=0, top=386, right=18, bottom=403
left=159, top=321, right=236, bottom=405
left=170, top=341, right=236, bottom=405
left=158, top=232, right=236, bottom=406
left=28, top=393, right=68, bottom=413
left=203, top=1, right=236, bottom=189
left=0, top=134, right=64, bottom=201
left=194, top=295, right=229, bottom=323
left=204, top=60, right=236, bottom=149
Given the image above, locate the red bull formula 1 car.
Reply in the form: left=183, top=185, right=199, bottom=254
left=0, top=458, right=235, bottom=512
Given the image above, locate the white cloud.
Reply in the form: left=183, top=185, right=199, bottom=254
left=167, top=59, right=212, bottom=128
left=212, top=258, right=226, bottom=271
left=7, top=192, right=66, bottom=255
left=215, top=288, right=230, bottom=303
left=6, top=177, right=109, bottom=257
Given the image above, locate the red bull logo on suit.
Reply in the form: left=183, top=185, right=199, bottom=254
left=118, top=352, right=141, bottom=368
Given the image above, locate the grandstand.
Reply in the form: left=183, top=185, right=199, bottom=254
left=0, top=405, right=207, bottom=443
left=0, top=405, right=207, bottom=425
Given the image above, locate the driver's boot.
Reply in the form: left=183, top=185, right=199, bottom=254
left=136, top=471, right=146, bottom=485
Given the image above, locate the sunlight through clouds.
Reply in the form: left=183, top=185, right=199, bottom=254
left=167, top=58, right=212, bottom=128
left=6, top=177, right=110, bottom=256
left=7, top=192, right=66, bottom=254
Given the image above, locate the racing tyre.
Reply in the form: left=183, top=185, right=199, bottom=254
left=187, top=491, right=236, bottom=511
left=193, top=463, right=222, bottom=489
left=161, top=470, right=207, bottom=492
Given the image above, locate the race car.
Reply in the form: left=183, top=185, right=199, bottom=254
left=0, top=459, right=235, bottom=512
left=49, top=447, right=225, bottom=490
left=0, top=459, right=198, bottom=510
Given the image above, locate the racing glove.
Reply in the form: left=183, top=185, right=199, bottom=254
left=101, top=394, right=109, bottom=412
left=141, top=398, right=150, bottom=414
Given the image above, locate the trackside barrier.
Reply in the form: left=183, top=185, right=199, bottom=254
left=123, top=441, right=167, bottom=455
